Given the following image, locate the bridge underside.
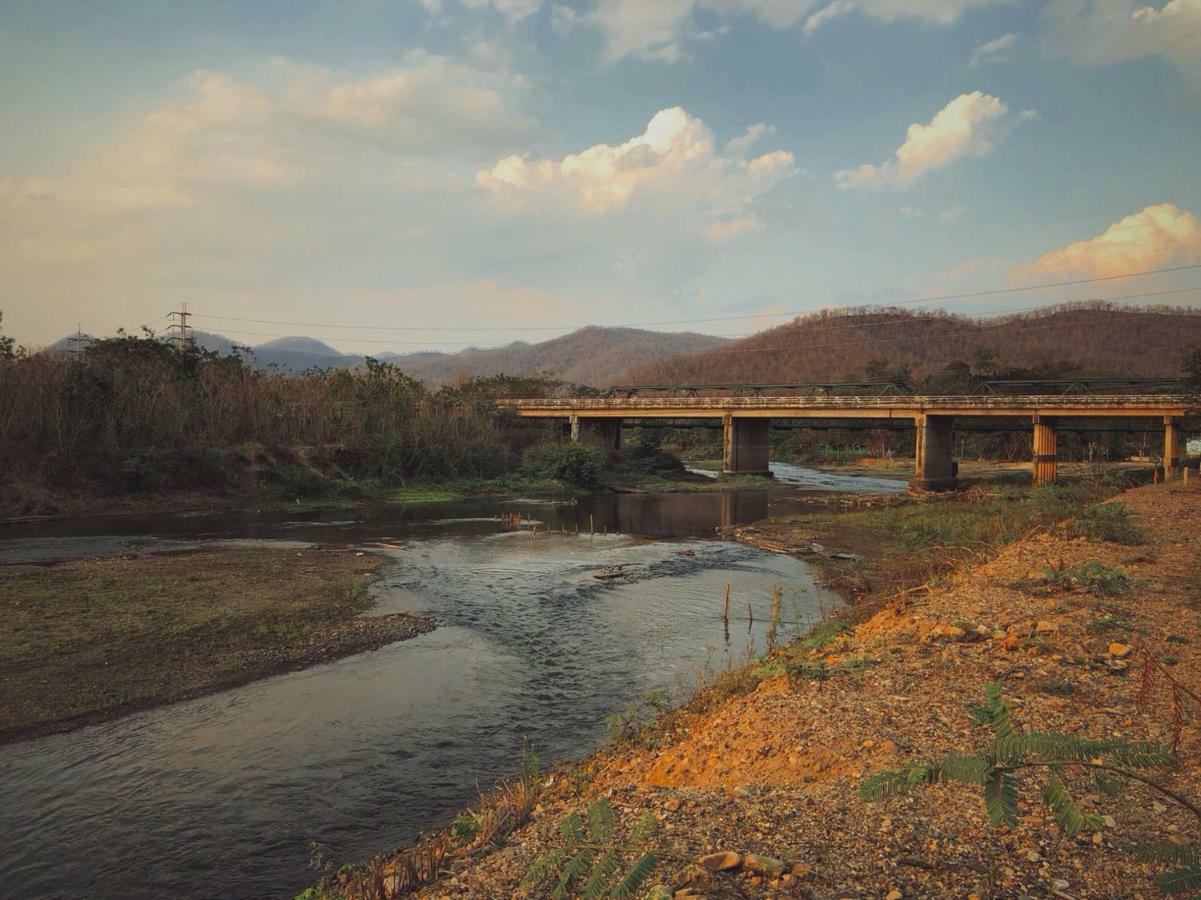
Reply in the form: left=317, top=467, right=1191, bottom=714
left=521, top=397, right=1194, bottom=492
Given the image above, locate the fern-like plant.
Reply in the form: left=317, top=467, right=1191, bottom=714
left=522, top=798, right=662, bottom=899
left=860, top=682, right=1201, bottom=894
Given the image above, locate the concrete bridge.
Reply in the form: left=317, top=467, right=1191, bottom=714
left=497, top=393, right=1197, bottom=491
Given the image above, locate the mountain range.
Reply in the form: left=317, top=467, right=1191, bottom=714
left=51, top=326, right=730, bottom=387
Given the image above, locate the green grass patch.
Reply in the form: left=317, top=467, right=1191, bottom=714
left=389, top=486, right=464, bottom=503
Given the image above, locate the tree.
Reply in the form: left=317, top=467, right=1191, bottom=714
left=1183, top=346, right=1201, bottom=386
left=0, top=312, right=15, bottom=360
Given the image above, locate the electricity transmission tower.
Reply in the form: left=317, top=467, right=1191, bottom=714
left=166, top=303, right=192, bottom=350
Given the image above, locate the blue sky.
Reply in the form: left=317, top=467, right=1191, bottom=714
left=1, top=0, right=1199, bottom=352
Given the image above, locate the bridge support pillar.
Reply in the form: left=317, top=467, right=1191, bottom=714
left=722, top=416, right=772, bottom=476
left=1033, top=415, right=1058, bottom=486
left=571, top=416, right=622, bottom=451
left=1165, top=416, right=1180, bottom=479
left=911, top=414, right=957, bottom=491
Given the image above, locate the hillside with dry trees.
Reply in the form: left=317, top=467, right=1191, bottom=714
left=622, top=303, right=1201, bottom=387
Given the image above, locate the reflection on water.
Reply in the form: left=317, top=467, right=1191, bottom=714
left=0, top=492, right=840, bottom=900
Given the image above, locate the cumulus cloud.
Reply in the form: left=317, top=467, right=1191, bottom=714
left=834, top=91, right=1013, bottom=190
left=802, top=0, right=1007, bottom=33
left=476, top=107, right=796, bottom=241
left=1017, top=203, right=1201, bottom=280
left=970, top=32, right=1018, bottom=66
left=1041, top=0, right=1201, bottom=85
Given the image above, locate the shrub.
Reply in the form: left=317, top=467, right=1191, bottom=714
left=1066, top=502, right=1143, bottom=545
left=521, top=442, right=604, bottom=488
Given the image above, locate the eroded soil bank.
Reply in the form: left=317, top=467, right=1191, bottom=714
left=0, top=547, right=433, bottom=744
left=341, top=480, right=1200, bottom=898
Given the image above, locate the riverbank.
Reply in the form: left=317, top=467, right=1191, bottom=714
left=0, top=546, right=433, bottom=744
left=325, top=478, right=1201, bottom=898
left=0, top=463, right=780, bottom=526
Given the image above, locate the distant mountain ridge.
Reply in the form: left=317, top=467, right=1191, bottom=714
left=623, top=303, right=1201, bottom=386
left=49, top=326, right=731, bottom=387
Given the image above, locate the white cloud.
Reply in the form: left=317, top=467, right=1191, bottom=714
left=725, top=122, right=777, bottom=155
left=0, top=54, right=532, bottom=225
left=706, top=215, right=763, bottom=241
left=802, top=0, right=1007, bottom=33
left=422, top=0, right=544, bottom=24
left=1017, top=203, right=1201, bottom=280
left=834, top=91, right=1012, bottom=190
left=1041, top=0, right=1201, bottom=85
left=476, top=107, right=796, bottom=241
left=970, top=32, right=1018, bottom=67
left=585, top=0, right=815, bottom=62
left=570, top=0, right=1011, bottom=61
left=284, top=54, right=533, bottom=148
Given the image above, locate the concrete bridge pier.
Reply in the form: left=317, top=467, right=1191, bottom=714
left=570, top=415, right=622, bottom=451
left=1033, top=415, right=1058, bottom=486
left=722, top=416, right=772, bottom=477
left=1164, top=416, right=1180, bottom=479
left=911, top=414, right=957, bottom=491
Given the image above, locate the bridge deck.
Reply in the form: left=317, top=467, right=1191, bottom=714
left=499, top=394, right=1195, bottom=420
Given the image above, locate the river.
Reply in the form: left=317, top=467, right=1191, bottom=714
left=0, top=469, right=904, bottom=899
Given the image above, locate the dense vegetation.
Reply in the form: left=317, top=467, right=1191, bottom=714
left=624, top=303, right=1201, bottom=386
left=0, top=320, right=574, bottom=515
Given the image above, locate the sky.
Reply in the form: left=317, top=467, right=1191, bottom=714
left=1, top=0, right=1200, bottom=353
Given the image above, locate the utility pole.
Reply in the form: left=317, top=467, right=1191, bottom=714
left=166, top=302, right=191, bottom=351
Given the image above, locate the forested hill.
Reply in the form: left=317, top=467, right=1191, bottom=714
left=620, top=304, right=1201, bottom=388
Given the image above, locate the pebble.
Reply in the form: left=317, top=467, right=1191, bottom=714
left=697, top=851, right=741, bottom=872
left=743, top=853, right=786, bottom=877
left=885, top=890, right=903, bottom=900
left=1026, top=850, right=1041, bottom=862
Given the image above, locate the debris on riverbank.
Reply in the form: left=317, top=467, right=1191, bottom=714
left=328, top=480, right=1200, bottom=898
left=0, top=546, right=434, bottom=744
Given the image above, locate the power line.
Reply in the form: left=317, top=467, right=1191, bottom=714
left=656, top=303, right=1201, bottom=359
left=183, top=263, right=1201, bottom=334
left=186, top=288, right=1201, bottom=352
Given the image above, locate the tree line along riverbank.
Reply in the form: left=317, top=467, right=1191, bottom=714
left=304, top=476, right=1201, bottom=899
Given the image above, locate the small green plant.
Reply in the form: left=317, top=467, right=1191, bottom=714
left=294, top=842, right=350, bottom=900
left=1038, top=560, right=1130, bottom=595
left=799, top=618, right=849, bottom=652
left=1065, top=501, right=1143, bottom=545
left=450, top=811, right=483, bottom=843
left=860, top=683, right=1201, bottom=894
left=522, top=798, right=662, bottom=899
left=603, top=689, right=671, bottom=743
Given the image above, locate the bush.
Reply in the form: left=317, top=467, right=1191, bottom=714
left=618, top=437, right=686, bottom=476
left=1066, top=502, right=1143, bottom=545
left=520, top=442, right=604, bottom=488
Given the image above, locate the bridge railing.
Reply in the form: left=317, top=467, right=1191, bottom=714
left=604, top=381, right=913, bottom=399
left=969, top=378, right=1190, bottom=396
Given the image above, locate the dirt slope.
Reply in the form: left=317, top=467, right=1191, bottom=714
left=415, top=480, right=1201, bottom=898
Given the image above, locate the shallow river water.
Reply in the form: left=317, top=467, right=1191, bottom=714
left=0, top=471, right=902, bottom=899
